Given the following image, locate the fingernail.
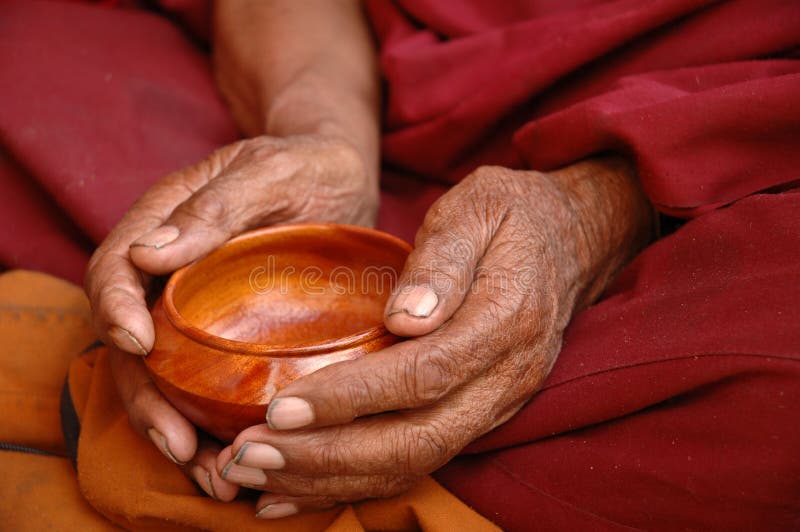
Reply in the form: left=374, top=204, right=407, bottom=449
left=389, top=286, right=439, bottom=318
left=107, top=326, right=148, bottom=356
left=256, top=502, right=298, bottom=520
left=220, top=460, right=266, bottom=486
left=147, top=427, right=185, bottom=465
left=267, top=397, right=314, bottom=430
left=130, top=225, right=180, bottom=249
left=191, top=465, right=218, bottom=500
left=234, top=442, right=285, bottom=470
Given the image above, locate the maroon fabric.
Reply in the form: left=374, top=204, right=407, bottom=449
left=0, top=0, right=433, bottom=283
left=0, top=0, right=238, bottom=284
left=437, top=191, right=800, bottom=529
left=370, top=0, right=800, bottom=215
left=0, top=0, right=798, bottom=529
left=363, top=1, right=800, bottom=528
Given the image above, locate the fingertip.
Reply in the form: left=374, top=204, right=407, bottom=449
left=146, top=408, right=197, bottom=464
left=148, top=427, right=188, bottom=465
left=130, top=225, right=180, bottom=249
left=190, top=465, right=239, bottom=502
left=229, top=427, right=258, bottom=458
left=255, top=494, right=335, bottom=519
left=210, top=472, right=240, bottom=502
left=384, top=286, right=446, bottom=337
left=266, top=397, right=315, bottom=430
left=130, top=230, right=222, bottom=276
left=215, top=446, right=235, bottom=479
left=191, top=445, right=240, bottom=501
left=256, top=501, right=299, bottom=520
left=384, top=311, right=444, bottom=337
left=107, top=325, right=149, bottom=356
left=129, top=224, right=185, bottom=275
left=160, top=423, right=198, bottom=464
left=386, top=285, right=439, bottom=318
left=129, top=242, right=179, bottom=276
left=95, top=285, right=155, bottom=353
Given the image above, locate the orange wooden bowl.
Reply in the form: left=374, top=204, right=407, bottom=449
left=145, top=224, right=411, bottom=442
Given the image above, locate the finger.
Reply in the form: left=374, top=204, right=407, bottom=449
left=110, top=348, right=198, bottom=463
left=129, top=140, right=298, bottom=275
left=384, top=171, right=502, bottom=337
left=264, top=315, right=512, bottom=431
left=266, top=280, right=522, bottom=430
left=86, top=252, right=154, bottom=354
left=226, top=348, right=543, bottom=479
left=85, top=153, right=226, bottom=354
left=218, top=443, right=414, bottom=499
left=264, top=335, right=465, bottom=430
left=255, top=472, right=415, bottom=501
left=255, top=493, right=337, bottom=520
left=217, top=444, right=410, bottom=498
left=267, top=203, right=540, bottom=431
left=183, top=438, right=239, bottom=502
left=225, top=414, right=451, bottom=477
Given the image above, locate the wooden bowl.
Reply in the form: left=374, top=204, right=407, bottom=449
left=144, top=224, right=411, bottom=442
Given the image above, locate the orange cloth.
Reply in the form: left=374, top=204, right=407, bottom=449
left=0, top=270, right=498, bottom=531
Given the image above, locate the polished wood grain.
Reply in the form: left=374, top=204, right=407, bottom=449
left=145, top=224, right=411, bottom=442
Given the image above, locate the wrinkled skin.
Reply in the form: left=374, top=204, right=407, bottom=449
left=85, top=133, right=376, bottom=499
left=211, top=159, right=654, bottom=516
left=84, top=0, right=654, bottom=517
left=86, top=133, right=651, bottom=513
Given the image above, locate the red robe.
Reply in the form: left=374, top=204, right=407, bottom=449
left=0, top=0, right=798, bottom=529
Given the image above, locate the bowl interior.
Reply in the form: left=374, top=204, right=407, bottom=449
left=168, top=225, right=410, bottom=349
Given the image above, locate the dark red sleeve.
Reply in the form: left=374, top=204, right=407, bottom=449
left=515, top=61, right=800, bottom=217
left=368, top=0, right=800, bottom=217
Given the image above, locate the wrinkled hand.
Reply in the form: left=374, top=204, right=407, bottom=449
left=215, top=159, right=654, bottom=518
left=85, top=134, right=376, bottom=499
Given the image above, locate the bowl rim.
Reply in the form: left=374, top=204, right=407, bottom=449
left=161, top=223, right=412, bottom=356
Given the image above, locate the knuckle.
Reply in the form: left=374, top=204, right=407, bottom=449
left=402, top=422, right=452, bottom=474
left=403, top=262, right=459, bottom=297
left=337, top=373, right=377, bottom=419
left=244, top=136, right=281, bottom=158
left=405, top=234, right=478, bottom=296
left=86, top=253, right=126, bottom=294
left=324, top=137, right=363, bottom=174
left=97, top=282, right=142, bottom=313
left=418, top=196, right=458, bottom=238
left=308, top=437, right=350, bottom=474
left=406, top=239, right=472, bottom=294
left=421, top=166, right=493, bottom=233
left=474, top=268, right=525, bottom=316
left=462, top=165, right=529, bottom=223
left=404, top=344, right=453, bottom=404
left=265, top=472, right=316, bottom=496
left=176, top=187, right=229, bottom=227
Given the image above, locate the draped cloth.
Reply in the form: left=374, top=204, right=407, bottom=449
left=0, top=270, right=497, bottom=531
left=0, top=0, right=798, bottom=529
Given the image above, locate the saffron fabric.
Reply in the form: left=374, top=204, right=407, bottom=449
left=0, top=270, right=497, bottom=531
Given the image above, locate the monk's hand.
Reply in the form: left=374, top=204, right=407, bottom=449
left=216, top=157, right=654, bottom=518
left=84, top=134, right=376, bottom=492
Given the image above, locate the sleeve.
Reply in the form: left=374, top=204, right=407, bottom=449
left=514, top=60, right=800, bottom=217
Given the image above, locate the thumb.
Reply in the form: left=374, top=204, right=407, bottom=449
left=384, top=203, right=492, bottom=337
left=129, top=167, right=286, bottom=276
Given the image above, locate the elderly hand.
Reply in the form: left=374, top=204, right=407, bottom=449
left=214, top=158, right=654, bottom=518
left=86, top=133, right=376, bottom=499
